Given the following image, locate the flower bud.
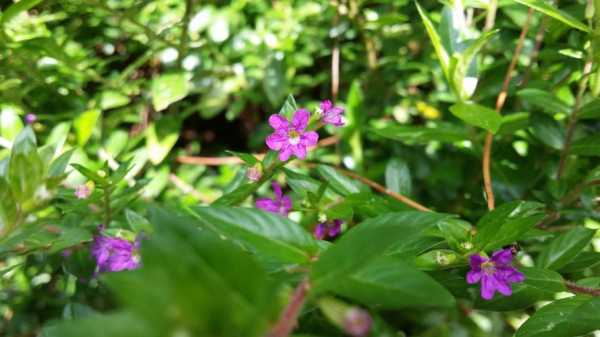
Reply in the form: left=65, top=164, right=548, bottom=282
left=344, top=308, right=372, bottom=337
left=25, top=113, right=37, bottom=125
left=246, top=165, right=262, bottom=182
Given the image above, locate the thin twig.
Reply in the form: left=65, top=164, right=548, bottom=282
left=482, top=8, right=534, bottom=210
left=565, top=280, right=600, bottom=297
left=484, top=0, right=498, bottom=32
left=521, top=16, right=549, bottom=88
left=557, top=56, right=594, bottom=179
left=177, top=0, right=194, bottom=66
left=266, top=278, right=311, bottom=337
left=560, top=179, right=600, bottom=205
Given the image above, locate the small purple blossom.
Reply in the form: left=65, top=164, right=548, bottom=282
left=255, top=182, right=292, bottom=216
left=319, top=100, right=345, bottom=127
left=343, top=307, right=372, bottom=337
left=74, top=184, right=91, bottom=199
left=467, top=248, right=525, bottom=300
left=265, top=109, right=319, bottom=161
left=314, top=219, right=342, bottom=240
left=91, top=228, right=141, bottom=273
left=25, top=113, right=37, bottom=125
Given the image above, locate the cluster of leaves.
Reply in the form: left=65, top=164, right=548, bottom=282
left=1, top=0, right=600, bottom=337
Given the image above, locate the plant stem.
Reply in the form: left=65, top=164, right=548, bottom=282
left=177, top=0, right=194, bottom=66
left=266, top=277, right=311, bottom=337
left=484, top=0, right=498, bottom=32
left=103, top=186, right=112, bottom=226
left=482, top=8, right=533, bottom=210
left=565, top=280, right=600, bottom=297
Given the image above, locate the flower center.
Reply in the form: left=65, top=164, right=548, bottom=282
left=482, top=261, right=496, bottom=275
left=288, top=130, right=301, bottom=145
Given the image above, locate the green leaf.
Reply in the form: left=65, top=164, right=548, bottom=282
left=372, top=123, right=469, bottom=144
left=99, top=90, right=130, bottom=110
left=571, top=134, right=600, bottom=156
left=0, top=0, right=43, bottom=28
left=474, top=201, right=545, bottom=251
left=0, top=106, right=24, bottom=141
left=334, top=256, right=455, bottom=309
left=213, top=183, right=259, bottom=206
left=498, top=112, right=530, bottom=135
left=450, top=30, right=498, bottom=100
left=225, top=151, right=259, bottom=166
left=517, top=89, right=571, bottom=115
left=515, top=296, right=600, bottom=337
left=537, top=227, right=596, bottom=270
left=48, top=149, right=75, bottom=178
left=310, top=211, right=451, bottom=293
left=416, top=2, right=450, bottom=79
left=278, top=94, right=298, bottom=117
left=449, top=102, right=502, bottom=133
left=578, top=98, right=600, bottom=119
left=474, top=267, right=566, bottom=311
left=145, top=118, right=180, bottom=165
left=8, top=127, right=43, bottom=203
left=316, top=165, right=367, bottom=196
left=283, top=168, right=321, bottom=196
left=559, top=251, right=600, bottom=273
left=263, top=56, right=287, bottom=107
left=385, top=158, right=412, bottom=196
left=187, top=206, right=320, bottom=264
left=514, top=0, right=590, bottom=32
left=530, top=113, right=565, bottom=150
left=74, top=109, right=101, bottom=146
left=0, top=178, right=17, bottom=235
left=151, top=73, right=190, bottom=111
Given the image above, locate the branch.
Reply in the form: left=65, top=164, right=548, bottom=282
left=177, top=0, right=194, bottom=66
left=266, top=277, right=311, bottom=337
left=482, top=8, right=534, bottom=210
left=565, top=280, right=600, bottom=297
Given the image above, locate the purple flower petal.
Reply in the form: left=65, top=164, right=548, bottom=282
left=266, top=132, right=288, bottom=150
left=278, top=146, right=293, bottom=161
left=292, top=109, right=310, bottom=131
left=466, top=270, right=482, bottom=284
left=480, top=274, right=497, bottom=300
left=300, top=131, right=319, bottom=147
left=495, top=279, right=513, bottom=296
left=255, top=198, right=279, bottom=213
left=272, top=182, right=283, bottom=199
left=269, top=114, right=289, bottom=130
left=280, top=195, right=292, bottom=214
left=328, top=219, right=342, bottom=238
left=291, top=144, right=307, bottom=159
left=320, top=100, right=333, bottom=112
left=491, top=248, right=513, bottom=266
left=314, top=223, right=326, bottom=240
left=469, top=254, right=486, bottom=271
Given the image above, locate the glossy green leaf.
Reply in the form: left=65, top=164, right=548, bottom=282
left=537, top=227, right=596, bottom=270
left=316, top=165, right=367, bottom=196
left=514, top=0, right=590, bottom=32
left=449, top=102, right=502, bottom=133
left=498, top=112, right=530, bottom=135
left=515, top=296, right=600, bottom=337
left=559, top=251, right=600, bottom=273
left=571, top=134, right=600, bottom=156
left=416, top=2, right=450, bottom=78
left=0, top=178, right=17, bottom=235
left=474, top=267, right=566, bottom=311
left=263, top=56, right=287, bottom=107
left=310, top=211, right=451, bottom=293
left=226, top=151, right=259, bottom=166
left=284, top=168, right=321, bottom=196
left=187, top=206, right=320, bottom=264
left=450, top=30, right=498, bottom=100
left=145, top=119, right=180, bottom=165
left=474, top=201, right=545, bottom=251
left=278, top=94, right=298, bottom=117
left=517, top=89, right=571, bottom=115
left=151, top=73, right=190, bottom=111
left=334, top=256, right=455, bottom=309
left=530, top=113, right=565, bottom=150
left=385, top=158, right=412, bottom=196
left=0, top=106, right=24, bottom=141
left=8, top=127, right=43, bottom=202
left=372, top=123, right=469, bottom=144
left=74, top=109, right=101, bottom=146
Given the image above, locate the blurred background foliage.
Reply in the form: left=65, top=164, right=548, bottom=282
left=1, top=0, right=600, bottom=336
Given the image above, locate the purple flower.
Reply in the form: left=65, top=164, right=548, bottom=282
left=255, top=182, right=292, bottom=216
left=247, top=166, right=262, bottom=182
left=314, top=219, right=342, bottom=240
left=91, top=229, right=141, bottom=273
left=319, top=100, right=345, bottom=127
left=265, top=109, right=319, bottom=161
left=467, top=248, right=525, bottom=300
left=25, top=113, right=37, bottom=125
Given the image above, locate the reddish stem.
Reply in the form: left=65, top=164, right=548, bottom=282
left=266, top=278, right=311, bottom=337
